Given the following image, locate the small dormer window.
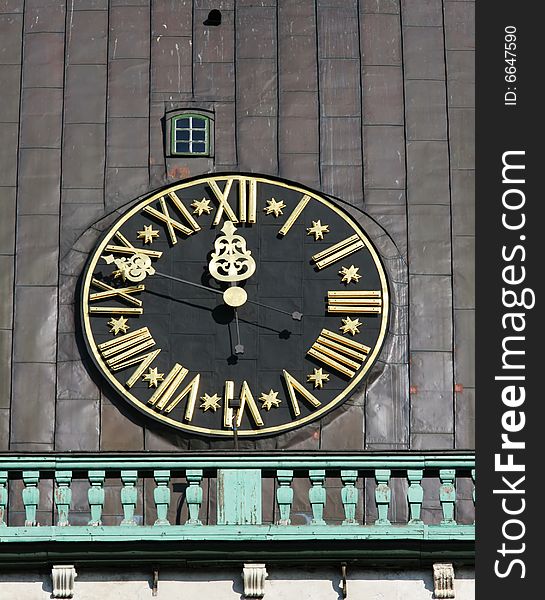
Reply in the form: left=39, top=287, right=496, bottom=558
left=171, top=114, right=210, bottom=156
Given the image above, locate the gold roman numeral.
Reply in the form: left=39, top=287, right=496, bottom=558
left=223, top=380, right=264, bottom=428
left=143, top=192, right=201, bottom=245
left=238, top=177, right=257, bottom=223
left=97, top=328, right=160, bottom=387
left=282, top=370, right=321, bottom=417
left=327, top=290, right=382, bottom=314
left=89, top=278, right=144, bottom=315
left=311, top=234, right=365, bottom=269
left=278, top=194, right=311, bottom=236
left=307, top=329, right=370, bottom=378
left=146, top=363, right=200, bottom=419
left=105, top=231, right=163, bottom=259
left=88, top=307, right=143, bottom=315
left=208, top=177, right=258, bottom=225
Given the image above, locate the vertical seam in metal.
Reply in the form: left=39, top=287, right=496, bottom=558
left=314, top=0, right=322, bottom=187
left=233, top=1, right=239, bottom=167
left=357, top=0, right=365, bottom=208
left=441, top=0, right=457, bottom=450
left=53, top=0, right=70, bottom=454
left=275, top=0, right=280, bottom=177
left=8, top=0, right=27, bottom=453
left=398, top=1, right=411, bottom=449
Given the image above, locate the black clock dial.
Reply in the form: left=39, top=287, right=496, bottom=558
left=80, top=174, right=389, bottom=437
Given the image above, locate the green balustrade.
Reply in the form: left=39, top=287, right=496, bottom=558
left=0, top=471, right=7, bottom=527
left=0, top=452, right=474, bottom=555
left=54, top=471, right=72, bottom=527
left=309, top=469, right=326, bottom=525
left=22, top=471, right=40, bottom=527
left=185, top=469, right=203, bottom=525
left=120, top=470, right=138, bottom=526
left=88, top=470, right=105, bottom=526
left=407, top=469, right=424, bottom=524
left=439, top=469, right=456, bottom=526
left=153, top=470, right=170, bottom=526
left=471, top=468, right=475, bottom=524
left=374, top=469, right=391, bottom=526
left=276, top=470, right=294, bottom=526
left=340, top=470, right=358, bottom=525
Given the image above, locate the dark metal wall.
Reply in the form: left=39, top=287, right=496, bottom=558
left=0, top=0, right=474, bottom=452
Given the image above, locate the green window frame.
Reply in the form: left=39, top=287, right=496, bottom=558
left=171, top=114, right=210, bottom=156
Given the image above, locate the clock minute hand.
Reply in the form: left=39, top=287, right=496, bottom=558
left=154, top=271, right=303, bottom=321
left=245, top=298, right=303, bottom=321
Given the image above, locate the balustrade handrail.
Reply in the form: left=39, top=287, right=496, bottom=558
left=0, top=451, right=474, bottom=471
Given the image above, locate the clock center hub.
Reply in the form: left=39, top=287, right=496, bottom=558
left=223, top=286, right=247, bottom=307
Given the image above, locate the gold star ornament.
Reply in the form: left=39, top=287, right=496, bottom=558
left=143, top=367, right=165, bottom=388
left=259, top=390, right=281, bottom=410
left=191, top=198, right=213, bottom=216
left=340, top=316, right=362, bottom=336
left=306, top=220, right=330, bottom=240
left=263, top=198, right=286, bottom=217
left=307, top=368, right=330, bottom=389
left=200, top=393, right=222, bottom=412
left=108, top=316, right=130, bottom=335
left=137, top=224, right=160, bottom=244
left=339, top=265, right=362, bottom=284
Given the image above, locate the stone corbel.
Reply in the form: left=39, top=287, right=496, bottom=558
left=433, top=562, right=455, bottom=599
left=52, top=565, right=77, bottom=599
left=242, top=563, right=268, bottom=598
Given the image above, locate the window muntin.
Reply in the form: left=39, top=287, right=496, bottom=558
left=171, top=115, right=210, bottom=156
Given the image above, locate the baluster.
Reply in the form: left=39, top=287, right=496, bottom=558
left=55, top=471, right=72, bottom=526
left=471, top=469, right=475, bottom=524
left=0, top=471, right=7, bottom=527
left=154, top=470, right=171, bottom=526
left=374, top=469, right=391, bottom=526
left=120, top=470, right=138, bottom=526
left=309, top=469, right=326, bottom=525
left=407, top=469, right=424, bottom=524
left=439, top=469, right=456, bottom=526
left=276, top=470, right=293, bottom=525
left=186, top=469, right=203, bottom=525
left=22, top=471, right=40, bottom=527
left=88, top=470, right=105, bottom=526
left=341, top=470, right=358, bottom=525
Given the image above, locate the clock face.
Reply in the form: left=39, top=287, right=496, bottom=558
left=80, top=174, right=389, bottom=437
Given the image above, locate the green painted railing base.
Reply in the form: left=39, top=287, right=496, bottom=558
left=0, top=525, right=475, bottom=570
left=0, top=523, right=475, bottom=543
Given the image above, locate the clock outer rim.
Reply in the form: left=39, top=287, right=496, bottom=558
left=79, top=172, right=391, bottom=438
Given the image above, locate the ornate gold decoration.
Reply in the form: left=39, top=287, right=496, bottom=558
left=137, top=225, right=160, bottom=244
left=208, top=221, right=256, bottom=283
left=106, top=253, right=156, bottom=283
left=191, top=197, right=213, bottom=216
left=264, top=198, right=286, bottom=217
left=339, top=265, right=361, bottom=284
left=340, top=317, right=362, bottom=336
left=200, top=393, right=222, bottom=412
left=108, top=316, right=130, bottom=335
left=306, top=220, right=330, bottom=240
left=259, top=390, right=281, bottom=411
left=143, top=367, right=165, bottom=388
left=307, top=368, right=330, bottom=389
